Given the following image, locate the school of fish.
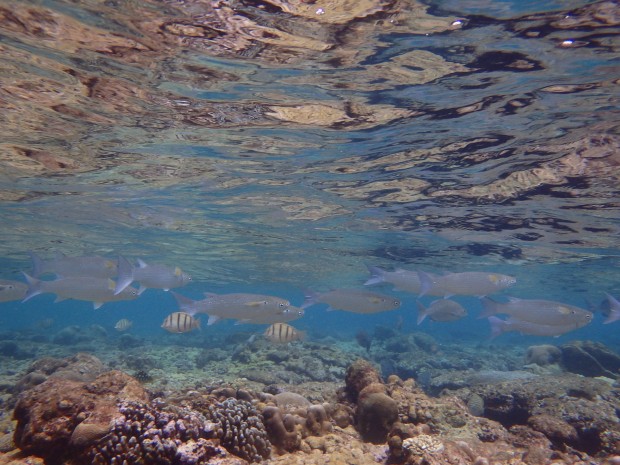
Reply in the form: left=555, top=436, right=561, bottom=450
left=0, top=252, right=617, bottom=343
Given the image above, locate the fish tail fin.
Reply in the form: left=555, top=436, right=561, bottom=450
left=487, top=316, right=505, bottom=339
left=603, top=293, right=620, bottom=324
left=29, top=252, right=45, bottom=278
left=418, top=271, right=433, bottom=297
left=114, top=256, right=134, bottom=295
left=478, top=297, right=498, bottom=319
left=301, top=288, right=318, bottom=309
left=416, top=301, right=428, bottom=325
left=21, top=272, right=42, bottom=302
left=364, top=265, right=384, bottom=286
left=298, top=329, right=307, bottom=341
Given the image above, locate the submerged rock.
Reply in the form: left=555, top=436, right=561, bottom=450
left=560, top=340, right=620, bottom=378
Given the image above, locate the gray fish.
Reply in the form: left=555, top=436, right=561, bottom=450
left=30, top=251, right=117, bottom=278
left=0, top=279, right=27, bottom=302
left=161, top=312, right=201, bottom=333
left=22, top=273, right=139, bottom=309
left=417, top=299, right=467, bottom=325
left=603, top=293, right=620, bottom=324
left=235, top=305, right=305, bottom=325
left=419, top=271, right=516, bottom=297
left=302, top=288, right=400, bottom=313
left=264, top=323, right=304, bottom=343
left=488, top=316, right=587, bottom=338
left=172, top=291, right=291, bottom=326
left=480, top=297, right=593, bottom=327
left=364, top=265, right=423, bottom=294
left=114, top=256, right=192, bottom=295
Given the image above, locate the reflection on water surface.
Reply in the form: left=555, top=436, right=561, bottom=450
left=0, top=0, right=618, bottom=290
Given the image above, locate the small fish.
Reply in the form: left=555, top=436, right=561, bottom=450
left=235, top=305, right=305, bottom=325
left=603, top=293, right=620, bottom=324
left=0, top=279, right=28, bottom=302
left=161, top=312, right=201, bottom=333
left=22, top=273, right=139, bottom=309
left=302, top=288, right=400, bottom=314
left=114, top=256, right=192, bottom=295
left=30, top=251, right=117, bottom=278
left=480, top=297, right=593, bottom=327
left=264, top=323, right=305, bottom=343
left=488, top=316, right=586, bottom=338
left=417, top=299, right=467, bottom=325
left=419, top=271, right=516, bottom=297
left=171, top=291, right=291, bottom=325
left=114, top=319, right=133, bottom=331
left=364, top=265, right=423, bottom=294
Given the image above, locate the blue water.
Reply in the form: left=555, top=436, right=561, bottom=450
left=0, top=0, right=619, bottom=364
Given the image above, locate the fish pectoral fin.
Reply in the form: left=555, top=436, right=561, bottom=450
left=558, top=306, right=570, bottom=314
left=93, top=302, right=104, bottom=310
left=244, top=301, right=264, bottom=307
left=174, top=267, right=182, bottom=277
left=369, top=297, right=381, bottom=303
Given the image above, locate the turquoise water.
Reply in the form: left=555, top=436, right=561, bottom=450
left=0, top=0, right=618, bottom=357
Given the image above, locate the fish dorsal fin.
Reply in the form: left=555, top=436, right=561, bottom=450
left=136, top=259, right=148, bottom=268
left=174, top=267, right=182, bottom=276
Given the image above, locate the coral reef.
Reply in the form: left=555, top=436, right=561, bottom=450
left=524, top=344, right=562, bottom=367
left=447, top=372, right=620, bottom=456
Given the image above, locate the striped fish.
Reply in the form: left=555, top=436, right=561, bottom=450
left=263, top=323, right=304, bottom=343
left=161, top=312, right=201, bottom=333
left=114, top=318, right=133, bottom=332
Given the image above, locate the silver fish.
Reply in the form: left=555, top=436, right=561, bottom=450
left=264, top=323, right=304, bottom=343
left=488, top=316, right=587, bottom=338
left=114, top=256, right=191, bottom=295
left=417, top=299, right=467, bottom=325
left=480, top=297, right=593, bottom=327
left=114, top=318, right=133, bottom=331
left=172, top=291, right=291, bottom=326
left=302, top=288, right=400, bottom=313
left=0, top=279, right=27, bottom=302
left=603, top=293, right=620, bottom=324
left=364, top=265, right=423, bottom=294
left=161, top=312, right=201, bottom=333
left=235, top=305, right=305, bottom=325
left=22, top=273, right=139, bottom=309
left=419, top=271, right=516, bottom=297
left=30, top=251, right=117, bottom=278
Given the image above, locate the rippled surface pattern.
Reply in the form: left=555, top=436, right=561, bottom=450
left=0, top=0, right=619, bottom=290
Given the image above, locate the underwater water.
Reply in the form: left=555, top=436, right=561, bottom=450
left=0, top=0, right=619, bottom=464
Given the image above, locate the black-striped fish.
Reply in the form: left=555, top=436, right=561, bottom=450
left=263, top=323, right=304, bottom=343
left=114, top=319, right=133, bottom=332
left=161, top=312, right=201, bottom=333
